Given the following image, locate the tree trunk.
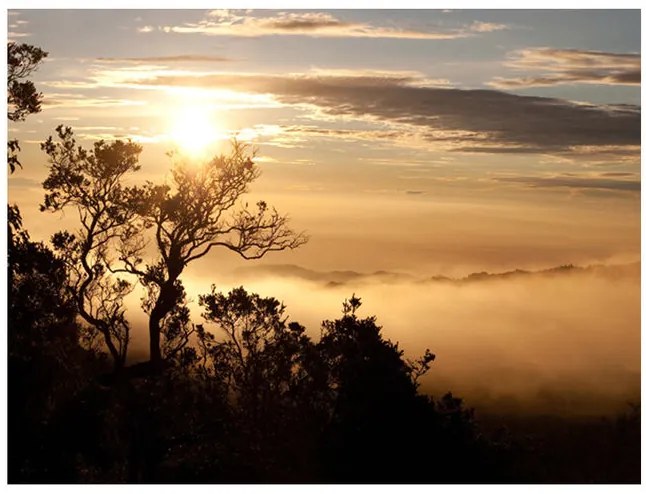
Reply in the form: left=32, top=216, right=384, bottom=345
left=149, top=309, right=163, bottom=368
left=148, top=280, right=178, bottom=368
left=148, top=252, right=183, bottom=368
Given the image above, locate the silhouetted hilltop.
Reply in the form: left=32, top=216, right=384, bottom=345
left=232, top=261, right=640, bottom=287
left=428, top=262, right=640, bottom=284
left=232, top=263, right=416, bottom=285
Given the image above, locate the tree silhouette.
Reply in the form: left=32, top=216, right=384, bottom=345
left=41, top=126, right=143, bottom=370
left=41, top=132, right=306, bottom=369
left=316, top=295, right=431, bottom=481
left=314, top=296, right=499, bottom=482
left=8, top=42, right=48, bottom=172
left=196, top=286, right=326, bottom=480
left=116, top=141, right=307, bottom=368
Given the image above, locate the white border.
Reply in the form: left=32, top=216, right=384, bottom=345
left=1, top=3, right=644, bottom=491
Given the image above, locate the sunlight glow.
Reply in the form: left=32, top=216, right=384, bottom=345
left=168, top=105, right=226, bottom=157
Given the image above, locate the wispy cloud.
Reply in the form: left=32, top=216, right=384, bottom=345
left=40, top=67, right=283, bottom=110
left=275, top=124, right=421, bottom=150
left=8, top=32, right=31, bottom=39
left=305, top=68, right=452, bottom=87
left=96, top=54, right=234, bottom=64
left=42, top=93, right=147, bottom=109
left=469, top=21, right=508, bottom=33
left=141, top=10, right=508, bottom=40
left=489, top=47, right=641, bottom=88
left=495, top=174, right=640, bottom=192
left=8, top=12, right=31, bottom=40
left=599, top=171, right=638, bottom=178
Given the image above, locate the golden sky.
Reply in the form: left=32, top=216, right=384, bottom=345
left=6, top=9, right=641, bottom=412
left=8, top=9, right=640, bottom=277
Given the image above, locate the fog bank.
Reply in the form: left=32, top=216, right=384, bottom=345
left=126, top=263, right=640, bottom=417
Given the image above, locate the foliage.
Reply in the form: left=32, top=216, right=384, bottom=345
left=187, top=289, right=485, bottom=482
left=40, top=127, right=307, bottom=367
left=315, top=295, right=483, bottom=482
left=8, top=206, right=77, bottom=353
left=8, top=205, right=103, bottom=482
left=194, top=287, right=328, bottom=480
left=8, top=42, right=48, bottom=121
left=40, top=127, right=306, bottom=370
left=7, top=42, right=48, bottom=172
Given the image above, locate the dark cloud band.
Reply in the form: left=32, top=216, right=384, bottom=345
left=131, top=72, right=641, bottom=155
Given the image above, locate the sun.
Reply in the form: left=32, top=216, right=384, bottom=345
left=169, top=105, right=224, bottom=157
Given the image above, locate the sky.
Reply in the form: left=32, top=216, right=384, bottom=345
left=8, top=9, right=640, bottom=275
left=6, top=8, right=642, bottom=413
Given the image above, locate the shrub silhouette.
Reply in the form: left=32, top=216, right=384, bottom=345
left=316, top=295, right=488, bottom=482
left=194, top=286, right=328, bottom=481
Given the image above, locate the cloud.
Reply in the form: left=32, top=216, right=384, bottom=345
left=469, top=21, right=508, bottom=33
left=599, top=171, right=637, bottom=178
left=495, top=175, right=641, bottom=192
left=42, top=93, right=146, bottom=109
left=8, top=11, right=31, bottom=40
left=142, top=10, right=508, bottom=40
left=282, top=125, right=415, bottom=144
left=128, top=71, right=640, bottom=155
left=97, top=55, right=234, bottom=63
left=305, top=68, right=453, bottom=88
left=490, top=47, right=641, bottom=88
left=121, top=261, right=640, bottom=416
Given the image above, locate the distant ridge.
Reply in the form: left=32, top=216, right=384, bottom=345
left=231, top=261, right=640, bottom=287
left=424, top=262, right=640, bottom=284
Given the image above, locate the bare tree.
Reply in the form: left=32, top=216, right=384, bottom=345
left=41, top=126, right=143, bottom=370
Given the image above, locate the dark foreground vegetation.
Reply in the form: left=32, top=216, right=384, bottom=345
left=7, top=210, right=641, bottom=483
left=7, top=41, right=641, bottom=484
left=7, top=220, right=642, bottom=482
